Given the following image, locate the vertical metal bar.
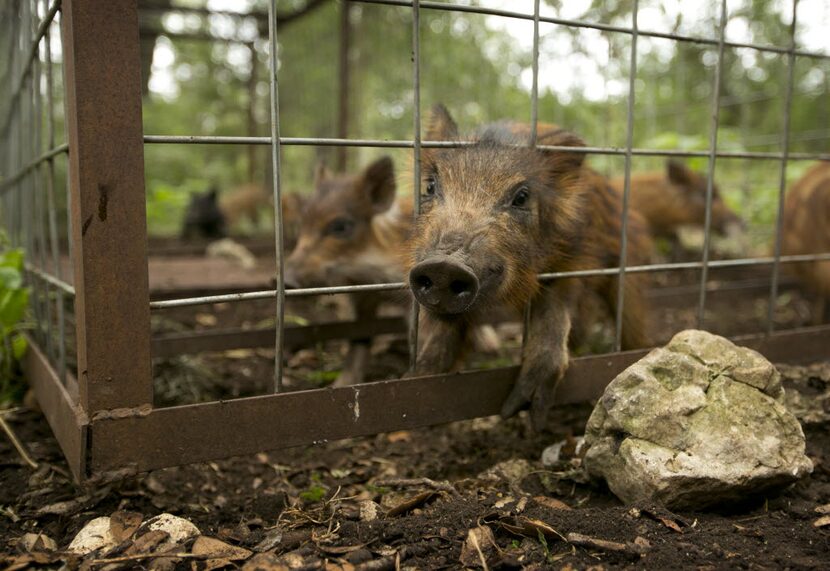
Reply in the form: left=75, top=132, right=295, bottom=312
left=33, top=10, right=57, bottom=365
left=44, top=7, right=67, bottom=384
left=336, top=0, right=352, bottom=172
left=23, top=0, right=43, bottom=349
left=613, top=0, right=639, bottom=352
left=522, top=0, right=540, bottom=352
left=61, top=0, right=153, bottom=413
left=10, top=2, right=22, bottom=249
left=766, top=0, right=799, bottom=334
left=408, top=0, right=422, bottom=371
left=696, top=0, right=729, bottom=327
left=267, top=0, right=286, bottom=393
left=246, top=42, right=258, bottom=184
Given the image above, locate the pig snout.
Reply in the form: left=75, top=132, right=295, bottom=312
left=409, top=256, right=480, bottom=315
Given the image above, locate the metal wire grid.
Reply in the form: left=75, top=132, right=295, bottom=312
left=0, top=0, right=828, bottom=391
left=1, top=0, right=69, bottom=384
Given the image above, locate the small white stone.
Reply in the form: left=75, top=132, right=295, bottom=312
left=141, top=513, right=200, bottom=544
left=67, top=517, right=117, bottom=555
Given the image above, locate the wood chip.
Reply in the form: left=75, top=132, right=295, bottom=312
left=385, top=490, right=437, bottom=517
left=815, top=504, right=830, bottom=515
left=317, top=542, right=371, bottom=555
left=813, top=515, right=830, bottom=528
left=567, top=532, right=647, bottom=555
left=532, top=496, right=572, bottom=510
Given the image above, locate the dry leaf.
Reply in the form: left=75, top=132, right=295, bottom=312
left=110, top=510, right=143, bottom=543
left=193, top=536, right=252, bottom=571
left=533, top=496, right=572, bottom=511
left=254, top=527, right=284, bottom=552
left=815, top=504, right=830, bottom=515
left=241, top=552, right=289, bottom=571
left=125, top=530, right=170, bottom=555
left=813, top=515, right=830, bottom=528
left=500, top=516, right=566, bottom=541
left=18, top=532, right=58, bottom=553
left=460, top=526, right=497, bottom=568
left=385, top=491, right=437, bottom=517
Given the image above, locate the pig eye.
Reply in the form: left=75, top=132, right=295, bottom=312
left=510, top=186, right=530, bottom=208
left=425, top=176, right=437, bottom=197
left=325, top=217, right=354, bottom=238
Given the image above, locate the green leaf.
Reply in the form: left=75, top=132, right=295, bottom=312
left=12, top=334, right=27, bottom=360
left=0, top=267, right=22, bottom=290
left=0, top=288, right=29, bottom=328
left=0, top=249, right=24, bottom=271
left=300, top=485, right=327, bottom=503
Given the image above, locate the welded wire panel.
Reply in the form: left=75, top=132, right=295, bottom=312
left=266, top=0, right=286, bottom=393
left=696, top=0, right=729, bottom=328
left=767, top=0, right=800, bottom=334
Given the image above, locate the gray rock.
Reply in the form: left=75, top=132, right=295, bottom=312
left=583, top=329, right=812, bottom=510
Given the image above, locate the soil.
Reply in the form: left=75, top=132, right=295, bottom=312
left=5, top=239, right=829, bottom=569
left=2, top=363, right=830, bottom=570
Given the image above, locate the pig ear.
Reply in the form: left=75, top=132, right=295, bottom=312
left=313, top=161, right=332, bottom=189
left=666, top=159, right=694, bottom=186
left=425, top=104, right=459, bottom=141
left=538, top=129, right=586, bottom=174
left=359, top=156, right=396, bottom=214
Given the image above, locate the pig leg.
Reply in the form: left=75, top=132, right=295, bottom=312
left=501, top=282, right=572, bottom=430
left=411, top=312, right=468, bottom=375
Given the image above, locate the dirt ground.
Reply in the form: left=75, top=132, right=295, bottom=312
left=4, top=244, right=830, bottom=569
left=2, top=361, right=830, bottom=570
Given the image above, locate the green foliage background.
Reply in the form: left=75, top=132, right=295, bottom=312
left=139, top=0, right=828, bottom=243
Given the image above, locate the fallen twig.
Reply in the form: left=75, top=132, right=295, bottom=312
left=566, top=532, right=649, bottom=556
left=0, top=413, right=38, bottom=469
left=468, top=528, right=490, bottom=571
left=85, top=552, right=209, bottom=566
left=374, top=477, right=461, bottom=498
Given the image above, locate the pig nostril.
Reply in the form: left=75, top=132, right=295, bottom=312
left=414, top=274, right=433, bottom=290
left=450, top=279, right=471, bottom=295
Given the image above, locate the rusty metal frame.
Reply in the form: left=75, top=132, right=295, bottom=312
left=2, top=0, right=829, bottom=482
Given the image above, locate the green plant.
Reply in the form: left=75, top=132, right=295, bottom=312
left=0, top=243, right=30, bottom=405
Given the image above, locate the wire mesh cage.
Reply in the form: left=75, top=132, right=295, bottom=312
left=1, top=0, right=829, bottom=482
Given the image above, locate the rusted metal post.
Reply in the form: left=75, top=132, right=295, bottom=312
left=61, top=0, right=153, bottom=414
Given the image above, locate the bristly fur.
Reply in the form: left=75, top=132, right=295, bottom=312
left=408, top=106, right=652, bottom=347
left=608, top=159, right=741, bottom=240
left=782, top=162, right=830, bottom=323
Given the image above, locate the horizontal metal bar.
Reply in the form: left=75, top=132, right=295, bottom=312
left=23, top=336, right=88, bottom=482
left=0, top=0, right=63, bottom=137
left=24, top=262, right=76, bottom=296
left=141, top=134, right=830, bottom=161
left=0, top=143, right=69, bottom=194
left=354, top=0, right=830, bottom=60
left=150, top=275, right=803, bottom=357
left=151, top=316, right=408, bottom=358
left=149, top=252, right=830, bottom=309
left=89, top=324, right=830, bottom=475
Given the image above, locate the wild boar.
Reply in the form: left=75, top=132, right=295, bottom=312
left=181, top=183, right=305, bottom=250
left=610, top=159, right=742, bottom=241
left=782, top=161, right=830, bottom=324
left=407, top=105, right=652, bottom=428
left=284, top=156, right=500, bottom=386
